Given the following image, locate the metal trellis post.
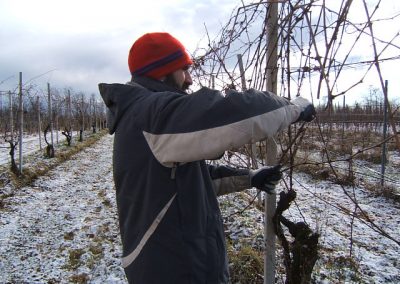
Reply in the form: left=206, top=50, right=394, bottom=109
left=18, top=72, right=23, bottom=175
left=264, top=2, right=278, bottom=283
left=47, top=83, right=54, bottom=147
left=381, top=80, right=388, bottom=186
left=37, top=96, right=42, bottom=150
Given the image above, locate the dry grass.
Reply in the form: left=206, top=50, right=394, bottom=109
left=66, top=248, right=85, bottom=270
left=324, top=255, right=362, bottom=283
left=227, top=243, right=264, bottom=284
left=68, top=273, right=89, bottom=284
left=365, top=182, right=400, bottom=203
left=356, top=148, right=384, bottom=164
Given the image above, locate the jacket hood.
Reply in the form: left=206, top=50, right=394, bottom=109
left=98, top=77, right=186, bottom=134
left=98, top=83, right=137, bottom=134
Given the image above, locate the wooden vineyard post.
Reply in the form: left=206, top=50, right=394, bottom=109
left=264, top=1, right=278, bottom=283
left=37, top=96, right=42, bottom=150
left=18, top=72, right=23, bottom=175
left=68, top=90, right=73, bottom=141
left=9, top=91, right=14, bottom=147
left=47, top=83, right=54, bottom=147
left=381, top=80, right=388, bottom=186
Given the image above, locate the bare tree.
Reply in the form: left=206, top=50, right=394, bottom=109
left=43, top=124, right=54, bottom=158
left=191, top=0, right=400, bottom=282
left=0, top=91, right=19, bottom=174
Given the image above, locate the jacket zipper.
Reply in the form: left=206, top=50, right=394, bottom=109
left=170, top=162, right=178, bottom=179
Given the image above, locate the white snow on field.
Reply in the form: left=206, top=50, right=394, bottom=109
left=0, top=134, right=126, bottom=283
left=0, top=134, right=399, bottom=283
left=290, top=174, right=400, bottom=283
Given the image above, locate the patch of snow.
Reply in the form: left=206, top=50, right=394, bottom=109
left=0, top=134, right=126, bottom=283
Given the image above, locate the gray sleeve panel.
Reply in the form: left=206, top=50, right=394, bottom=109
left=143, top=104, right=301, bottom=167
left=212, top=174, right=252, bottom=196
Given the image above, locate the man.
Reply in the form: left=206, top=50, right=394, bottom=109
left=99, top=32, right=315, bottom=283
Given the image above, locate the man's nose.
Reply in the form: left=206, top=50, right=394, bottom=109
left=185, top=70, right=193, bottom=85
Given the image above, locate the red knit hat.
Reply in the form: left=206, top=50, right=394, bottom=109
left=128, top=32, right=193, bottom=79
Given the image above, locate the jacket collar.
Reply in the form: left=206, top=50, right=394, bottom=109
left=131, top=76, right=187, bottom=95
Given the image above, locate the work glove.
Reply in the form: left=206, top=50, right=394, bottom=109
left=291, top=97, right=316, bottom=122
left=250, top=165, right=282, bottom=194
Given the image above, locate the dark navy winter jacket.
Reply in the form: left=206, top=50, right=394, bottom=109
left=99, top=76, right=305, bottom=283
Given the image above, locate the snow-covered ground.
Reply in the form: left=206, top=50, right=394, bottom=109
left=220, top=178, right=399, bottom=283
left=0, top=134, right=126, bottom=283
left=0, top=134, right=399, bottom=283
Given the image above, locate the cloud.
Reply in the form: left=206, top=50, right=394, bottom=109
left=0, top=0, right=241, bottom=96
left=1, top=0, right=399, bottom=105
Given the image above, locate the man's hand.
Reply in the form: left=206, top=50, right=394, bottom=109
left=291, top=97, right=316, bottom=122
left=250, top=165, right=282, bottom=194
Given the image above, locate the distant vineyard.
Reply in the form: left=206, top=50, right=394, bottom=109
left=0, top=86, right=106, bottom=136
left=0, top=83, right=106, bottom=174
left=317, top=104, right=400, bottom=126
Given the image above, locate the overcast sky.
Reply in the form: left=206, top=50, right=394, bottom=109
left=0, top=0, right=238, bottom=95
left=1, top=0, right=400, bottom=105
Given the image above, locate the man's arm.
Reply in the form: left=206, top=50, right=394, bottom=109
left=207, top=164, right=251, bottom=196
left=208, top=164, right=283, bottom=196
left=140, top=87, right=314, bottom=167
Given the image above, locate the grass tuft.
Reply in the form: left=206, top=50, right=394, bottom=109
left=227, top=243, right=264, bottom=284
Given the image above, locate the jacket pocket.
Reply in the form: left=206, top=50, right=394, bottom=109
left=206, top=213, right=226, bottom=283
